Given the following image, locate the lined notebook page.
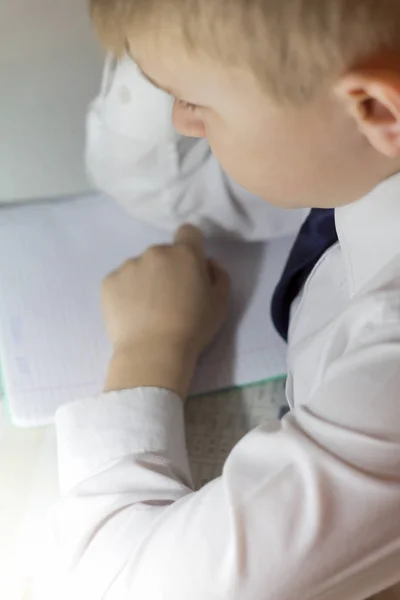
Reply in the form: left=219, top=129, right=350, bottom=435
left=0, top=194, right=292, bottom=427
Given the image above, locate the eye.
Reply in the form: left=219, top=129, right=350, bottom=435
left=177, top=99, right=198, bottom=112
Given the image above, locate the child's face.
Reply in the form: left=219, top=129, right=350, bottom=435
left=132, top=38, right=392, bottom=209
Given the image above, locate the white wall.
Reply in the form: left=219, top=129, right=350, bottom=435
left=0, top=0, right=104, bottom=202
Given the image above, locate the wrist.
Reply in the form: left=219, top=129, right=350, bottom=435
left=104, top=335, right=199, bottom=400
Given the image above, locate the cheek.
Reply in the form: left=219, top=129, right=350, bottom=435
left=206, top=122, right=308, bottom=205
left=205, top=123, right=270, bottom=193
left=204, top=118, right=247, bottom=170
left=187, top=106, right=326, bottom=207
left=172, top=102, right=206, bottom=138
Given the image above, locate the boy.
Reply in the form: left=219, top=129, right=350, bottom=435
left=40, top=1, right=400, bottom=599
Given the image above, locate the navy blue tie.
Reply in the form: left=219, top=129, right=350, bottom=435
left=271, top=209, right=338, bottom=341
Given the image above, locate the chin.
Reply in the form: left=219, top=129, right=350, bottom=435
left=260, top=195, right=308, bottom=210
left=249, top=186, right=309, bottom=209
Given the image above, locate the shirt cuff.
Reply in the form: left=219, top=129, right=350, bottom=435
left=55, top=387, right=188, bottom=494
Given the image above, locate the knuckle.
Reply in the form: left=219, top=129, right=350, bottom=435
left=145, top=244, right=170, bottom=261
left=121, top=257, right=136, bottom=270
left=104, top=258, right=137, bottom=287
left=101, top=274, right=114, bottom=297
left=102, top=270, right=116, bottom=287
left=113, top=258, right=137, bottom=278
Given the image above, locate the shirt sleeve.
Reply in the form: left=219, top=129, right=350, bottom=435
left=44, top=287, right=400, bottom=600
left=86, top=56, right=308, bottom=241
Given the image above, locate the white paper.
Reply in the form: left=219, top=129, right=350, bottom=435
left=0, top=194, right=292, bottom=427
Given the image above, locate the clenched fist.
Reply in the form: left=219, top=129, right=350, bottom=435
left=102, top=225, right=231, bottom=398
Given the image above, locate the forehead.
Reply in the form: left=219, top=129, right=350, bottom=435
left=128, top=34, right=258, bottom=104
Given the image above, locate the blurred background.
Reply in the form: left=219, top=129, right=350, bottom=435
left=0, top=0, right=103, bottom=203
left=0, top=2, right=103, bottom=598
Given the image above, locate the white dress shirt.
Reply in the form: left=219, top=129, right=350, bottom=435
left=38, top=59, right=400, bottom=600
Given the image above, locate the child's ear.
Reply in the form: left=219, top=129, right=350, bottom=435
left=335, top=66, right=400, bottom=157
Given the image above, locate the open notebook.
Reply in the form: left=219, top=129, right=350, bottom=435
left=0, top=194, right=293, bottom=427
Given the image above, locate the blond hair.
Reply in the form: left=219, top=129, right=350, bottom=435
left=90, top=0, right=400, bottom=103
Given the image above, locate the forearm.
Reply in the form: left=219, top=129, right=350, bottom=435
left=105, top=337, right=198, bottom=399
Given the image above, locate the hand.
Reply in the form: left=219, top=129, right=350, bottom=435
left=102, top=225, right=231, bottom=398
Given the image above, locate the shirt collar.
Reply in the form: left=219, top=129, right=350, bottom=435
left=335, top=171, right=400, bottom=296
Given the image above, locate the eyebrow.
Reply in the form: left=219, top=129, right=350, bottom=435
left=137, top=66, right=177, bottom=97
